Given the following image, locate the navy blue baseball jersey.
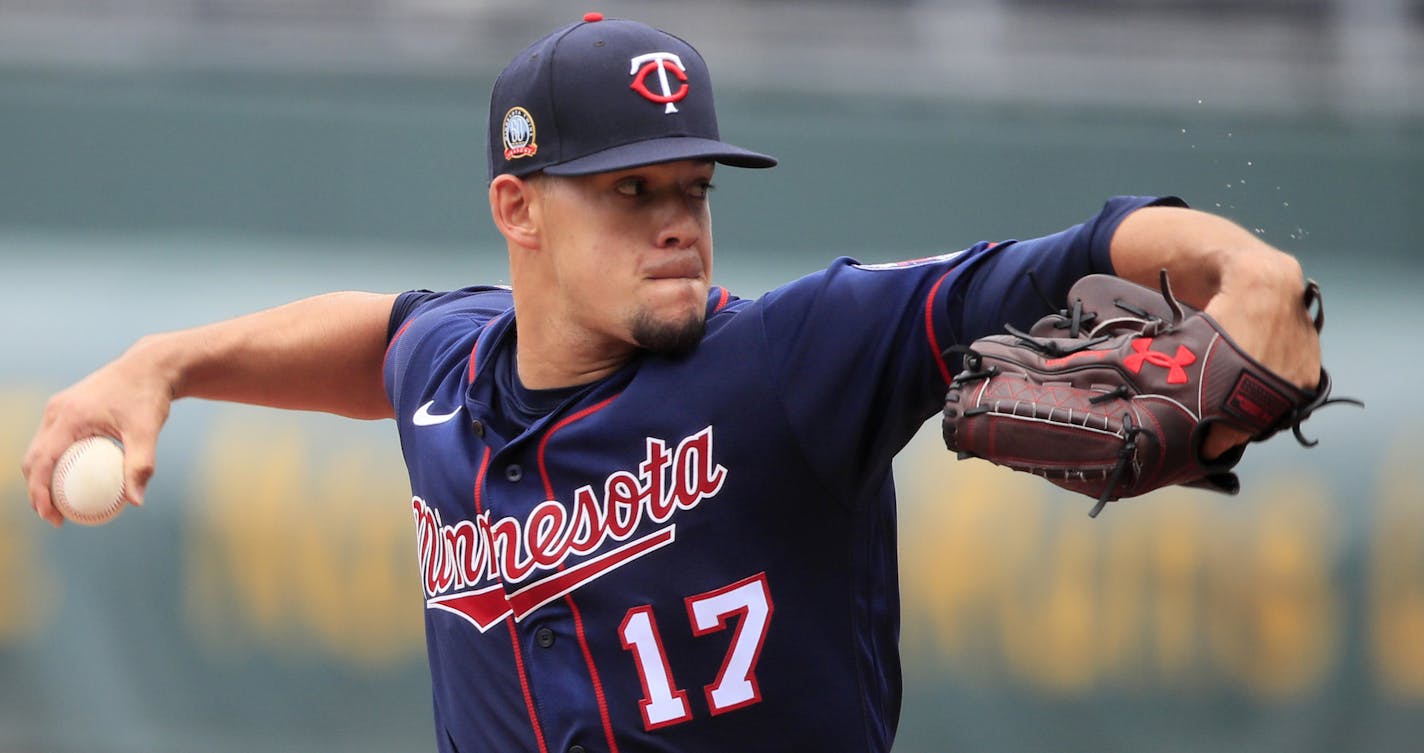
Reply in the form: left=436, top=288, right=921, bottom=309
left=382, top=195, right=1181, bottom=753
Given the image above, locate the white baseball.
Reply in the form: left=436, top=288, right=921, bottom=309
left=51, top=436, right=127, bottom=526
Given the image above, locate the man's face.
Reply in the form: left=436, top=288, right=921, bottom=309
left=534, top=160, right=716, bottom=356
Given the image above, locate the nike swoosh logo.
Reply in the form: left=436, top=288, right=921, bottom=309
left=413, top=400, right=463, bottom=426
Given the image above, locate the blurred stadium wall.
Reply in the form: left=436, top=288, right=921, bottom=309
left=1, top=2, right=1419, bottom=752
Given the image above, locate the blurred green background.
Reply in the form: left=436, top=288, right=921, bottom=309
left=1, top=1, right=1419, bottom=752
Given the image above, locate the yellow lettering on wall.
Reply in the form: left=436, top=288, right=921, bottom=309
left=0, top=388, right=60, bottom=643
left=897, top=427, right=1343, bottom=699
left=1370, top=435, right=1424, bottom=698
left=898, top=452, right=1043, bottom=679
left=183, top=411, right=422, bottom=667
left=1096, top=498, right=1152, bottom=683
left=1145, top=491, right=1204, bottom=683
left=1094, top=488, right=1208, bottom=687
left=1207, top=478, right=1336, bottom=698
left=999, top=509, right=1100, bottom=692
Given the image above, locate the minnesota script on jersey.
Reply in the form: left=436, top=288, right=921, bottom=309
left=382, top=196, right=1177, bottom=753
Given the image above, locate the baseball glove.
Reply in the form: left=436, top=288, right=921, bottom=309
left=941, top=271, right=1359, bottom=517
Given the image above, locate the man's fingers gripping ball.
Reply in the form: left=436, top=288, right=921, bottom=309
left=50, top=436, right=128, bottom=526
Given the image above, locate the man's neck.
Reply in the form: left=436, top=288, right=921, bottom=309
left=513, top=320, right=636, bottom=390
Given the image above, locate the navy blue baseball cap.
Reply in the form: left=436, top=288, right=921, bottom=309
left=487, top=13, right=777, bottom=180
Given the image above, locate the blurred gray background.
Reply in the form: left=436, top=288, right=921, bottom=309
left=0, top=1, right=1419, bottom=752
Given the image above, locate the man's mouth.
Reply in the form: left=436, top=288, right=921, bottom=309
left=644, top=256, right=704, bottom=280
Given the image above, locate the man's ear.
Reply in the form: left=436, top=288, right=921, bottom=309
left=489, top=174, right=540, bottom=250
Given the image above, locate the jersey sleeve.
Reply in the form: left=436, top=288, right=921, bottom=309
left=950, top=194, right=1187, bottom=344
left=381, top=286, right=513, bottom=418
left=757, top=195, right=1182, bottom=502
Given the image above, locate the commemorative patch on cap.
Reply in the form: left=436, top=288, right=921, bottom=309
left=502, top=107, right=538, bottom=161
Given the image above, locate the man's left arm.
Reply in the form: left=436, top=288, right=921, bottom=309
left=1109, top=205, right=1323, bottom=458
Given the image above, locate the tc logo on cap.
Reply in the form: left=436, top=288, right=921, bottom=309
left=629, top=52, right=689, bottom=114
left=502, top=107, right=538, bottom=160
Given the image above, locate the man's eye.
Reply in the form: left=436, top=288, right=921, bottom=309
left=690, top=182, right=716, bottom=199
left=615, top=178, right=644, bottom=196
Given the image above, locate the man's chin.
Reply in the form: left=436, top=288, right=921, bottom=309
left=631, top=310, right=706, bottom=357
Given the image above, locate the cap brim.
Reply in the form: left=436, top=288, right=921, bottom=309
left=543, top=136, right=777, bottom=176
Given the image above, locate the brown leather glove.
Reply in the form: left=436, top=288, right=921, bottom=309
left=942, top=272, right=1358, bottom=517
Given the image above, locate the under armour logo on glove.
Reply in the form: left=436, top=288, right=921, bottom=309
left=630, top=52, right=689, bottom=113
left=1124, top=338, right=1196, bottom=384
left=942, top=271, right=1360, bottom=519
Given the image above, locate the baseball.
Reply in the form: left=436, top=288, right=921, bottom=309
left=51, top=436, right=127, bottom=526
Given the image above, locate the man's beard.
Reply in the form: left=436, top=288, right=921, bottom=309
left=630, top=309, right=705, bottom=357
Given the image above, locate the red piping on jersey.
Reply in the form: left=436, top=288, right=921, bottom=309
left=474, top=446, right=551, bottom=753
left=712, top=286, right=731, bottom=313
left=506, top=619, right=550, bottom=753
left=925, top=270, right=954, bottom=385
left=537, top=395, right=621, bottom=498
left=472, top=444, right=491, bottom=513
left=381, top=319, right=417, bottom=395
left=536, top=394, right=624, bottom=753
left=384, top=319, right=415, bottom=368
left=467, top=325, right=485, bottom=384
left=468, top=311, right=514, bottom=384
left=566, top=595, right=620, bottom=752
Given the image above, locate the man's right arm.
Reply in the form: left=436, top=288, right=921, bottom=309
left=21, top=291, right=398, bottom=527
